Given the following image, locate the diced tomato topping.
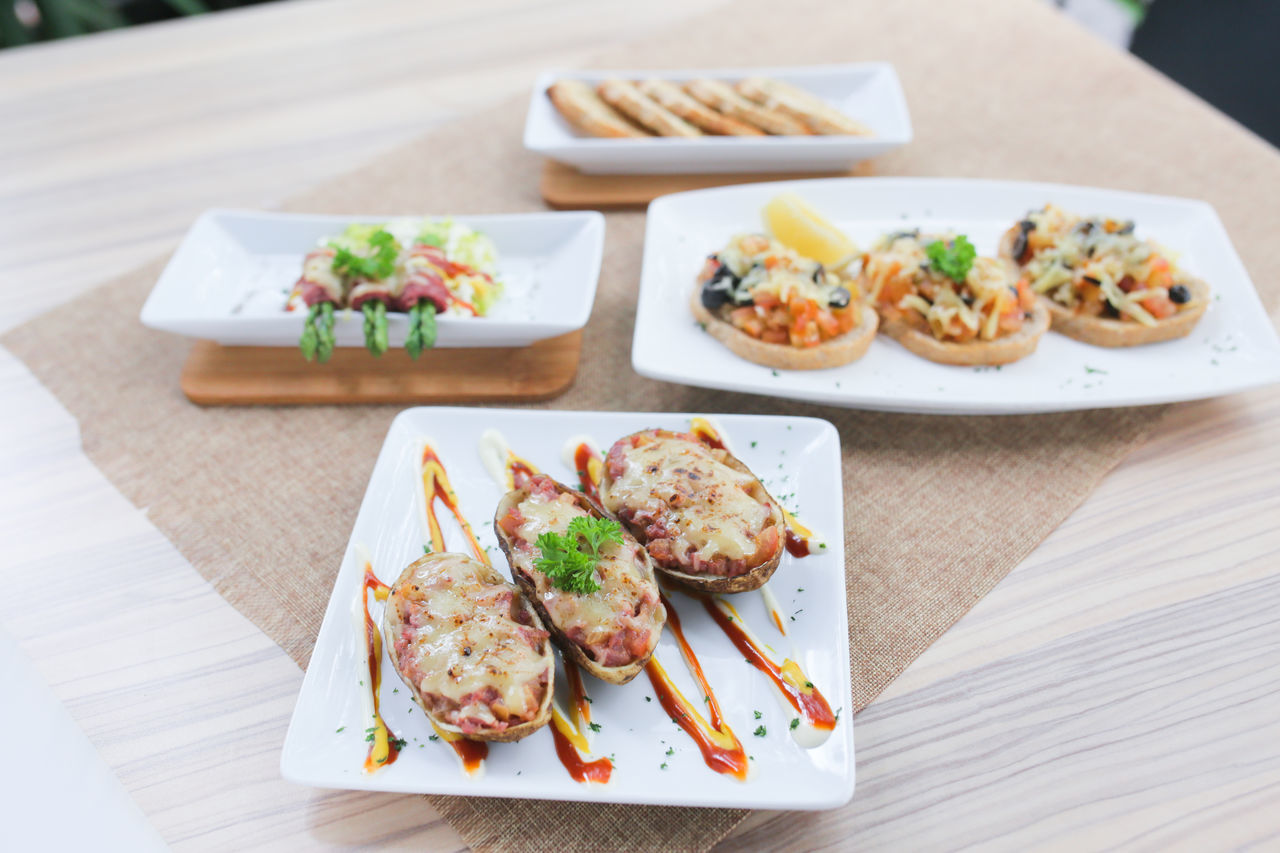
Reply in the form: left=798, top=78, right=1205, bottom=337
left=1142, top=293, right=1178, bottom=319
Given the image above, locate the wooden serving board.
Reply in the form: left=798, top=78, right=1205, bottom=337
left=179, top=331, right=581, bottom=405
left=540, top=159, right=874, bottom=209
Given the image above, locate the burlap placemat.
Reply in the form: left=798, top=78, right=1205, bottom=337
left=7, top=0, right=1279, bottom=850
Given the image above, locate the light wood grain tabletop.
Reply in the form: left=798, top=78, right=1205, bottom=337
left=2, top=1, right=1278, bottom=850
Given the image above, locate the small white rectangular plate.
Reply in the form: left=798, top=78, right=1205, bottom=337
left=140, top=209, right=605, bottom=348
left=635, top=178, right=1280, bottom=414
left=281, top=407, right=854, bottom=810
left=523, top=64, right=911, bottom=175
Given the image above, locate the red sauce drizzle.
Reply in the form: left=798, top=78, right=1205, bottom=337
left=449, top=736, right=488, bottom=773
left=697, top=596, right=836, bottom=731
left=646, top=594, right=748, bottom=780
left=421, top=444, right=489, bottom=564
left=509, top=459, right=537, bottom=490
left=784, top=529, right=811, bottom=558
left=690, top=422, right=727, bottom=451
left=549, top=722, right=612, bottom=784
left=360, top=564, right=401, bottom=773
left=565, top=661, right=591, bottom=728
left=572, top=443, right=602, bottom=503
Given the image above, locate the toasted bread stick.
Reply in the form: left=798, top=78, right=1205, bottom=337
left=736, top=77, right=872, bottom=136
left=597, top=78, right=702, bottom=137
left=684, top=78, right=810, bottom=135
left=547, top=79, right=649, bottom=138
left=636, top=78, right=764, bottom=136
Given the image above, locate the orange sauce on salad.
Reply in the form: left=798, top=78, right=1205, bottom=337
left=698, top=595, right=835, bottom=732
left=647, top=594, right=748, bottom=780
left=359, top=564, right=401, bottom=773
left=421, top=443, right=489, bottom=564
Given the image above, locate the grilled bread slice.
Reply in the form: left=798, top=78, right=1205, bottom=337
left=637, top=78, right=765, bottom=135
left=547, top=79, right=649, bottom=138
left=736, top=77, right=872, bottom=135
left=690, top=285, right=878, bottom=369
left=997, top=226, right=1210, bottom=347
left=597, top=78, right=702, bottom=138
left=684, top=78, right=811, bottom=135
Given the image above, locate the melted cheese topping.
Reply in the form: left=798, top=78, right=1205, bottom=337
left=509, top=490, right=662, bottom=663
left=602, top=434, right=772, bottom=563
left=301, top=250, right=344, bottom=301
left=385, top=553, right=550, bottom=730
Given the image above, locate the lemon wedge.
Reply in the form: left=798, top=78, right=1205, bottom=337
left=763, top=193, right=857, bottom=268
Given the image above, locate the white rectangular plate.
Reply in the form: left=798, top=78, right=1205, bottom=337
left=140, top=209, right=605, bottom=348
left=523, top=64, right=911, bottom=175
left=635, top=177, right=1280, bottom=414
left=281, top=407, right=854, bottom=810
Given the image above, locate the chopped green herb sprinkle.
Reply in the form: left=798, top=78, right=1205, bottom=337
left=753, top=725, right=767, bottom=737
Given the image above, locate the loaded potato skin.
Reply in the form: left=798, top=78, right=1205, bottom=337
left=494, top=475, right=666, bottom=685
left=599, top=429, right=785, bottom=594
left=383, top=552, right=554, bottom=743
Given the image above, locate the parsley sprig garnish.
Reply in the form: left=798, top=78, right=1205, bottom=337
left=925, top=235, right=976, bottom=284
left=331, top=228, right=399, bottom=281
left=533, top=516, right=623, bottom=594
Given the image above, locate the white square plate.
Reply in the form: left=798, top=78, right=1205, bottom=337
left=635, top=178, right=1280, bottom=414
left=523, top=64, right=911, bottom=175
left=281, top=407, right=854, bottom=810
left=140, top=209, right=605, bottom=348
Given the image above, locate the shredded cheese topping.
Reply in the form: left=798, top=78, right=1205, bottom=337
left=863, top=232, right=1025, bottom=342
left=1016, top=204, right=1188, bottom=327
left=713, top=233, right=859, bottom=305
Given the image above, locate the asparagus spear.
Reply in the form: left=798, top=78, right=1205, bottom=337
left=362, top=301, right=389, bottom=356
left=300, top=302, right=336, bottom=363
left=405, top=301, right=438, bottom=359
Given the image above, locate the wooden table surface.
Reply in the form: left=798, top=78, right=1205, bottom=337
left=2, top=1, right=1278, bottom=849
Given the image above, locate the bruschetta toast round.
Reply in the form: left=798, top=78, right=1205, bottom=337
left=862, top=231, right=1049, bottom=366
left=494, top=475, right=666, bottom=685
left=600, top=429, right=785, bottom=594
left=691, top=286, right=877, bottom=369
left=383, top=552, right=554, bottom=743
left=878, top=299, right=1050, bottom=366
left=692, top=233, right=876, bottom=370
left=998, top=205, right=1210, bottom=347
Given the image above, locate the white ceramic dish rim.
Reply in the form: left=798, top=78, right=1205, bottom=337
left=523, top=62, right=913, bottom=149
left=632, top=176, right=1280, bottom=414
left=139, top=208, right=606, bottom=347
left=280, top=407, right=855, bottom=810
